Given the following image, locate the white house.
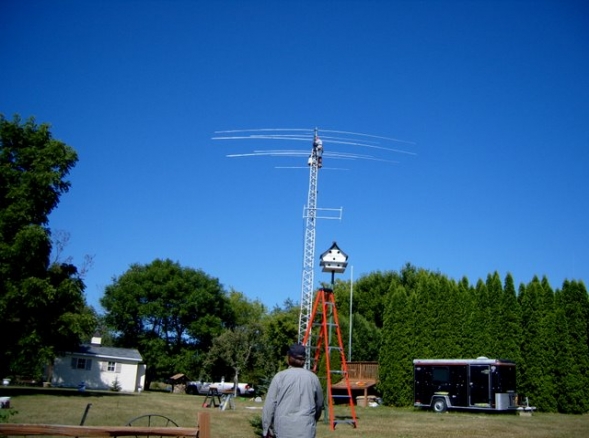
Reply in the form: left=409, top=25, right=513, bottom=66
left=51, top=336, right=145, bottom=393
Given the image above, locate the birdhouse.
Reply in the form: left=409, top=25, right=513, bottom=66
left=319, top=241, right=348, bottom=273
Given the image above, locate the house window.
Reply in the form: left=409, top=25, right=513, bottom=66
left=101, top=361, right=122, bottom=373
left=71, top=358, right=92, bottom=370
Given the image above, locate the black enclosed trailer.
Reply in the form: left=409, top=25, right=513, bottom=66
left=414, top=358, right=521, bottom=413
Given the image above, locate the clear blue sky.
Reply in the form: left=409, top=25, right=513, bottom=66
left=2, top=0, right=588, bottom=313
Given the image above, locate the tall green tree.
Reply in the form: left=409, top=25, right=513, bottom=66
left=466, top=279, right=494, bottom=357
left=484, top=272, right=504, bottom=355
left=331, top=278, right=381, bottom=362
left=203, top=322, right=265, bottom=388
left=553, top=280, right=589, bottom=413
left=379, top=282, right=415, bottom=406
left=496, top=273, right=522, bottom=362
left=351, top=270, right=400, bottom=329
left=0, top=114, right=96, bottom=379
left=100, top=258, right=234, bottom=389
left=428, top=274, right=462, bottom=357
left=202, top=290, right=268, bottom=385
left=341, top=312, right=381, bottom=362
left=456, top=276, right=476, bottom=356
left=260, top=300, right=300, bottom=373
left=518, top=277, right=558, bottom=411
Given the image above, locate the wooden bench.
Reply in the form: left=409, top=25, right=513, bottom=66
left=0, top=412, right=210, bottom=437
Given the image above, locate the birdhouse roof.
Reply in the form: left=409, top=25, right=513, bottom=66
left=320, top=242, right=347, bottom=260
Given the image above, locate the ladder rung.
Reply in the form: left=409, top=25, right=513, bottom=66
left=331, top=394, right=351, bottom=399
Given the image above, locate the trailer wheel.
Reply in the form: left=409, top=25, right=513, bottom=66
left=432, top=398, right=448, bottom=413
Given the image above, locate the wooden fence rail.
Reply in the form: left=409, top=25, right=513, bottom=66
left=0, top=412, right=210, bottom=438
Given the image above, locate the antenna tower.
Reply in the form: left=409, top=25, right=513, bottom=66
left=214, top=127, right=415, bottom=369
left=298, top=128, right=322, bottom=363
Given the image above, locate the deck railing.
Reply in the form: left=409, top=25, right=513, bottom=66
left=346, top=362, right=378, bottom=381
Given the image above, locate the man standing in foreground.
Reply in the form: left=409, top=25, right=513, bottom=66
left=262, top=344, right=324, bottom=438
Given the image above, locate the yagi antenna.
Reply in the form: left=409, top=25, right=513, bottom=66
left=213, top=127, right=416, bottom=366
left=213, top=128, right=416, bottom=159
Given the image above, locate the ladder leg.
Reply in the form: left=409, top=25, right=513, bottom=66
left=320, top=291, right=337, bottom=430
left=330, top=292, right=357, bottom=428
left=307, top=288, right=358, bottom=430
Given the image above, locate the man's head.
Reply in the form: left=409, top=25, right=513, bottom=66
left=287, top=343, right=306, bottom=367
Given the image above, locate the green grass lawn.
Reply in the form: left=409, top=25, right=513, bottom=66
left=1, top=387, right=588, bottom=438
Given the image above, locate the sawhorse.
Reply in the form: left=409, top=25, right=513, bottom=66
left=202, top=388, right=222, bottom=408
left=219, top=392, right=235, bottom=411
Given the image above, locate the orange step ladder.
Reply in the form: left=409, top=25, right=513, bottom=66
left=303, top=288, right=357, bottom=430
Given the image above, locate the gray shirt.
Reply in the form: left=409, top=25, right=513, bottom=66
left=262, top=366, right=324, bottom=438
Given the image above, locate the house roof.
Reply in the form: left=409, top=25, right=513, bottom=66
left=70, top=344, right=143, bottom=362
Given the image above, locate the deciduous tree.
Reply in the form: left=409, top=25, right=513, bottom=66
left=101, top=258, right=234, bottom=389
left=0, top=114, right=95, bottom=379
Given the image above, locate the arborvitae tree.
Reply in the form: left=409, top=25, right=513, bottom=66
left=337, top=312, right=381, bottom=362
left=417, top=272, right=462, bottom=358
left=434, top=275, right=463, bottom=357
left=456, top=276, right=477, bottom=357
left=378, top=283, right=414, bottom=406
left=518, top=277, right=557, bottom=411
left=352, top=270, right=400, bottom=328
left=361, top=267, right=586, bottom=413
left=411, top=269, right=437, bottom=358
left=553, top=281, right=589, bottom=413
left=330, top=277, right=383, bottom=361
left=485, top=272, right=504, bottom=355
left=496, top=273, right=522, bottom=362
left=466, top=279, right=493, bottom=357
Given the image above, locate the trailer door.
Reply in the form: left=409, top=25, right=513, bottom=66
left=469, top=365, right=491, bottom=407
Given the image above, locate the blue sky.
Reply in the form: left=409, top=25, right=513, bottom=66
left=2, top=0, right=588, bottom=313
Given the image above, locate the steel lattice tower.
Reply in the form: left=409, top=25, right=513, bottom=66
left=213, top=127, right=411, bottom=371
left=298, top=129, right=323, bottom=367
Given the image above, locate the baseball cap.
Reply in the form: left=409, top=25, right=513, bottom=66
left=288, top=343, right=306, bottom=359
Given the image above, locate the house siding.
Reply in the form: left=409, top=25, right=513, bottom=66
left=52, top=347, right=145, bottom=393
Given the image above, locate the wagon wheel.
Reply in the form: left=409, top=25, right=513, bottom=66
left=125, top=414, right=179, bottom=438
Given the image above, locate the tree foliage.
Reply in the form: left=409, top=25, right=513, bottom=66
left=201, top=291, right=269, bottom=385
left=373, top=266, right=589, bottom=413
left=553, top=280, right=589, bottom=413
left=0, top=114, right=96, bottom=379
left=379, top=282, right=413, bottom=405
left=100, top=258, right=234, bottom=388
left=203, top=322, right=265, bottom=386
left=259, top=301, right=300, bottom=376
left=518, top=277, right=558, bottom=412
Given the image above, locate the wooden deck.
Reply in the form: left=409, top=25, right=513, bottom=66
left=331, top=361, right=379, bottom=407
